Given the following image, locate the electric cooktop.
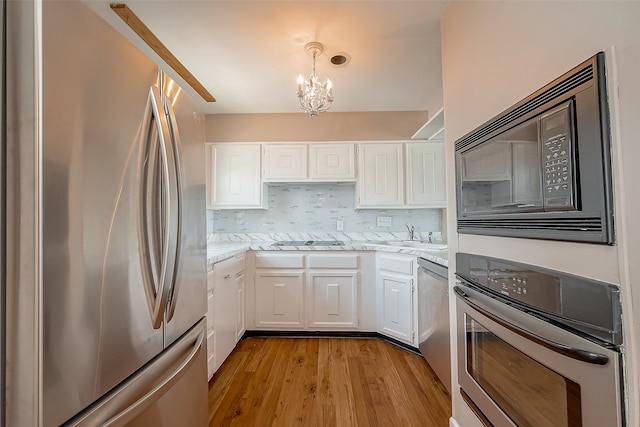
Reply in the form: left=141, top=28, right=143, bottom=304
left=271, top=240, right=345, bottom=247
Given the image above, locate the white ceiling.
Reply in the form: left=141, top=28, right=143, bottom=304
left=88, top=1, right=448, bottom=115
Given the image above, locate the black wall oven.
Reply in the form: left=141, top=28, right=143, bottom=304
left=455, top=52, right=614, bottom=244
left=455, top=253, right=624, bottom=427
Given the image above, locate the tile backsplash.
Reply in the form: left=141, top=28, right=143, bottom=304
left=207, top=183, right=443, bottom=241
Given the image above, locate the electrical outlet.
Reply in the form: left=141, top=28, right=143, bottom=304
left=377, top=216, right=392, bottom=227
left=336, top=220, right=344, bottom=231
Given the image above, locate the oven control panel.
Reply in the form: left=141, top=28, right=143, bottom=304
left=489, top=275, right=529, bottom=297
left=455, top=252, right=623, bottom=347
left=486, top=268, right=561, bottom=314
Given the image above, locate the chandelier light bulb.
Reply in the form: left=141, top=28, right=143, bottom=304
left=296, top=42, right=334, bottom=117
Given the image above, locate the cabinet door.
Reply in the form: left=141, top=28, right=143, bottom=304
left=380, top=273, right=413, bottom=344
left=357, top=143, right=404, bottom=207
left=207, top=143, right=263, bottom=209
left=262, top=144, right=307, bottom=181
left=206, top=270, right=215, bottom=379
left=206, top=328, right=215, bottom=380
left=406, top=142, right=446, bottom=207
left=213, top=259, right=238, bottom=372
left=236, top=273, right=245, bottom=342
left=309, top=144, right=355, bottom=180
left=307, top=272, right=358, bottom=328
left=254, top=272, right=304, bottom=328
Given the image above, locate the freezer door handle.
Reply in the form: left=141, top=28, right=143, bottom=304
left=64, top=319, right=206, bottom=427
left=102, top=329, right=204, bottom=427
left=137, top=85, right=178, bottom=329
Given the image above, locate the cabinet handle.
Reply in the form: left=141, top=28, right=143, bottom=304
left=224, top=274, right=232, bottom=279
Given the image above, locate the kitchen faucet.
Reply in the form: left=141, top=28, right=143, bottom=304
left=405, top=224, right=415, bottom=241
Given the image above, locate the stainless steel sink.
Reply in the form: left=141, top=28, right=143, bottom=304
left=369, top=241, right=448, bottom=250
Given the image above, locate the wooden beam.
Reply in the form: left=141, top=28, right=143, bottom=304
left=110, top=3, right=216, bottom=103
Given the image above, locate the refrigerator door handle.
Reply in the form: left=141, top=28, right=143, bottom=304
left=137, top=85, right=177, bottom=329
left=164, top=95, right=185, bottom=323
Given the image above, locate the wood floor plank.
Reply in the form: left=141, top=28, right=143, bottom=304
left=346, top=357, right=376, bottom=426
left=245, top=338, right=296, bottom=425
left=272, top=339, right=322, bottom=426
left=209, top=337, right=452, bottom=427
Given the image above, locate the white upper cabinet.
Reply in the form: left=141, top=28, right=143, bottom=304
left=406, top=142, right=446, bottom=207
left=262, top=144, right=308, bottom=182
left=357, top=143, right=404, bottom=208
left=357, top=142, right=447, bottom=208
left=309, top=144, right=356, bottom=181
left=262, top=143, right=355, bottom=182
left=206, top=143, right=265, bottom=209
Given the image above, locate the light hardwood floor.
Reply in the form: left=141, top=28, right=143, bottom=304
left=208, top=337, right=452, bottom=426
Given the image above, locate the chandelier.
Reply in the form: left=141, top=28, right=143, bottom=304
left=296, top=42, right=333, bottom=117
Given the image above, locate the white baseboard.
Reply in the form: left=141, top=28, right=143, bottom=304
left=449, top=417, right=461, bottom=427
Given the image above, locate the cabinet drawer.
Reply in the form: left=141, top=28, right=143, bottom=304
left=308, top=254, right=359, bottom=269
left=379, top=254, right=414, bottom=275
left=255, top=253, right=305, bottom=269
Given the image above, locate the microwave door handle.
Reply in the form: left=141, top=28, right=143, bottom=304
left=454, top=286, right=609, bottom=365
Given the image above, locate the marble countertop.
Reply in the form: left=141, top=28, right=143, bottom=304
left=207, top=241, right=448, bottom=268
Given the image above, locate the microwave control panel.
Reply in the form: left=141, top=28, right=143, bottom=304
left=541, top=103, right=575, bottom=210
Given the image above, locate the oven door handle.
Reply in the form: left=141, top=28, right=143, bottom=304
left=454, top=286, right=610, bottom=365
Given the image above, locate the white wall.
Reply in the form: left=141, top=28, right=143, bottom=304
left=440, top=2, right=640, bottom=426
left=205, top=111, right=429, bottom=142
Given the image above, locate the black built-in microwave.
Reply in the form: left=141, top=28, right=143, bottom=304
left=455, top=52, right=614, bottom=244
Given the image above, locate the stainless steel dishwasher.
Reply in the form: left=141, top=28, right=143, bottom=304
left=417, top=257, right=451, bottom=393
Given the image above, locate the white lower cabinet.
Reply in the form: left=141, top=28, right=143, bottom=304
left=254, top=272, right=304, bottom=328
left=248, top=251, right=375, bottom=332
left=377, top=253, right=416, bottom=346
left=308, top=272, right=358, bottom=328
left=380, top=273, right=414, bottom=343
left=207, top=254, right=246, bottom=379
left=206, top=270, right=215, bottom=379
left=215, top=250, right=422, bottom=363
left=236, top=272, right=246, bottom=341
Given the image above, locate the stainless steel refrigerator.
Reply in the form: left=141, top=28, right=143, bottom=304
left=4, top=1, right=208, bottom=425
